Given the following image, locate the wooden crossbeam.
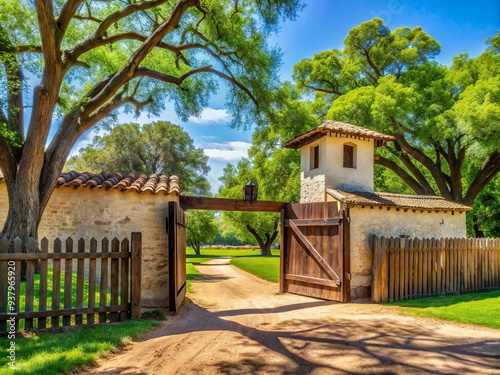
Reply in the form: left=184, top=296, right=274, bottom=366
left=284, top=218, right=342, bottom=227
left=180, top=195, right=286, bottom=212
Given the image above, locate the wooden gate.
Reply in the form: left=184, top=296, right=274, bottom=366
left=281, top=202, right=349, bottom=302
left=168, top=201, right=186, bottom=313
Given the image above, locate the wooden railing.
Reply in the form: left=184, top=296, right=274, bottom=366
left=0, top=233, right=142, bottom=332
left=371, top=235, right=500, bottom=303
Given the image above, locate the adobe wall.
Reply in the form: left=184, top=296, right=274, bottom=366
left=348, top=206, right=467, bottom=300
left=0, top=182, right=176, bottom=309
left=300, top=173, right=326, bottom=202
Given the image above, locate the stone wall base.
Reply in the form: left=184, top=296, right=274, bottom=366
left=350, top=285, right=371, bottom=301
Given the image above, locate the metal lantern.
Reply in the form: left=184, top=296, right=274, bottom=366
left=243, top=180, right=258, bottom=201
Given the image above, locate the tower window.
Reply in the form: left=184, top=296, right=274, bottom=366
left=343, top=144, right=355, bottom=168
left=310, top=145, right=319, bottom=170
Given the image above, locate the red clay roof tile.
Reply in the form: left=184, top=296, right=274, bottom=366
left=327, top=189, right=471, bottom=211
left=56, top=171, right=180, bottom=195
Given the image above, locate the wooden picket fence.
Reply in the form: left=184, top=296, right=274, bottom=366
left=371, top=235, right=500, bottom=302
left=0, top=233, right=142, bottom=332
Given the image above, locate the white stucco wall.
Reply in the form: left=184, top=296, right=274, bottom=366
left=324, top=136, right=374, bottom=192
left=299, top=135, right=375, bottom=202
left=348, top=206, right=467, bottom=298
left=0, top=182, right=177, bottom=308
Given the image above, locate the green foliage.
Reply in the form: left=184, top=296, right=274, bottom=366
left=290, top=18, right=500, bottom=232
left=186, top=210, right=218, bottom=255
left=467, top=176, right=500, bottom=237
left=0, top=319, right=159, bottom=374
left=218, top=159, right=280, bottom=254
left=66, top=121, right=211, bottom=195
left=387, top=290, right=500, bottom=329
left=0, top=0, right=305, bottom=242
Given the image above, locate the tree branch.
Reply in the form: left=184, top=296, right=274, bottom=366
left=362, top=48, right=382, bottom=80
left=57, top=0, right=84, bottom=42
left=246, top=224, right=265, bottom=249
left=135, top=66, right=259, bottom=107
left=35, top=0, right=60, bottom=68
left=462, top=151, right=500, bottom=205
left=77, top=0, right=198, bottom=122
left=94, top=0, right=170, bottom=39
left=391, top=142, right=436, bottom=195
left=303, top=84, right=341, bottom=95
left=374, top=155, right=426, bottom=194
left=392, top=119, right=452, bottom=199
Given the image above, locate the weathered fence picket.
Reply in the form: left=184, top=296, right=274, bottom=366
left=0, top=233, right=142, bottom=333
left=372, top=235, right=500, bottom=302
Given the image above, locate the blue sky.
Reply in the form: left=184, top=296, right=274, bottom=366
left=72, top=0, right=500, bottom=194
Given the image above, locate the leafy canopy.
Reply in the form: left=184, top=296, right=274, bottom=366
left=66, top=121, right=211, bottom=195
left=293, top=18, right=500, bottom=206
left=0, top=0, right=304, bottom=240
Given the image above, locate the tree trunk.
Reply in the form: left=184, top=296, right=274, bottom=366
left=1, top=180, right=43, bottom=279
left=245, top=224, right=278, bottom=256
left=260, top=242, right=273, bottom=256
left=472, top=215, right=485, bottom=238
left=188, top=239, right=201, bottom=255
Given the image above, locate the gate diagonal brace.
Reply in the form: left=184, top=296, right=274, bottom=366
left=288, top=219, right=341, bottom=285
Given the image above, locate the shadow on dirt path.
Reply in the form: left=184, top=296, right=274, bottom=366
left=87, top=258, right=500, bottom=375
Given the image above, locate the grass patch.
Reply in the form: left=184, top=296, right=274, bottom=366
left=186, top=248, right=280, bottom=289
left=13, top=268, right=110, bottom=330
left=0, top=319, right=160, bottom=374
left=386, top=290, right=500, bottom=329
left=230, top=256, right=280, bottom=283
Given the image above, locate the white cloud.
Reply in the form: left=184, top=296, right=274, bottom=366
left=203, top=141, right=251, bottom=161
left=188, top=108, right=232, bottom=124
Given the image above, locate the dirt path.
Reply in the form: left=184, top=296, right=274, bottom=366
left=88, top=258, right=500, bottom=374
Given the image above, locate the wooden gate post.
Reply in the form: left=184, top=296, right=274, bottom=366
left=130, top=232, right=142, bottom=318
left=279, top=208, right=286, bottom=293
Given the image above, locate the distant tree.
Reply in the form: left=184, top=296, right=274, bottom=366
left=186, top=210, right=217, bottom=255
left=218, top=160, right=279, bottom=256
left=293, top=19, right=500, bottom=207
left=0, top=0, right=304, bottom=250
left=66, top=121, right=210, bottom=195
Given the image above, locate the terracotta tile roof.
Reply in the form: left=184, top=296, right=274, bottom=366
left=284, top=120, right=395, bottom=149
left=56, top=171, right=180, bottom=195
left=327, top=189, right=472, bottom=211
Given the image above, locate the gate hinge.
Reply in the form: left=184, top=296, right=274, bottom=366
left=345, top=272, right=351, bottom=280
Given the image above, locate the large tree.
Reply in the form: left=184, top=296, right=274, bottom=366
left=66, top=121, right=210, bottom=195
left=186, top=209, right=217, bottom=255
left=0, top=0, right=303, bottom=244
left=293, top=18, right=500, bottom=206
left=218, top=160, right=279, bottom=256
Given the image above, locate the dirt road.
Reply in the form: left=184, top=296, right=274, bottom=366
left=88, top=257, right=500, bottom=374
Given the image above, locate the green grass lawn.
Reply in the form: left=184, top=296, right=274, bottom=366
left=10, top=268, right=109, bottom=330
left=386, top=290, right=500, bottom=329
left=0, top=318, right=160, bottom=374
left=230, top=256, right=280, bottom=283
left=186, top=248, right=280, bottom=291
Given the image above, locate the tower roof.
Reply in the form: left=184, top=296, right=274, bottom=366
left=284, top=120, right=395, bottom=149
